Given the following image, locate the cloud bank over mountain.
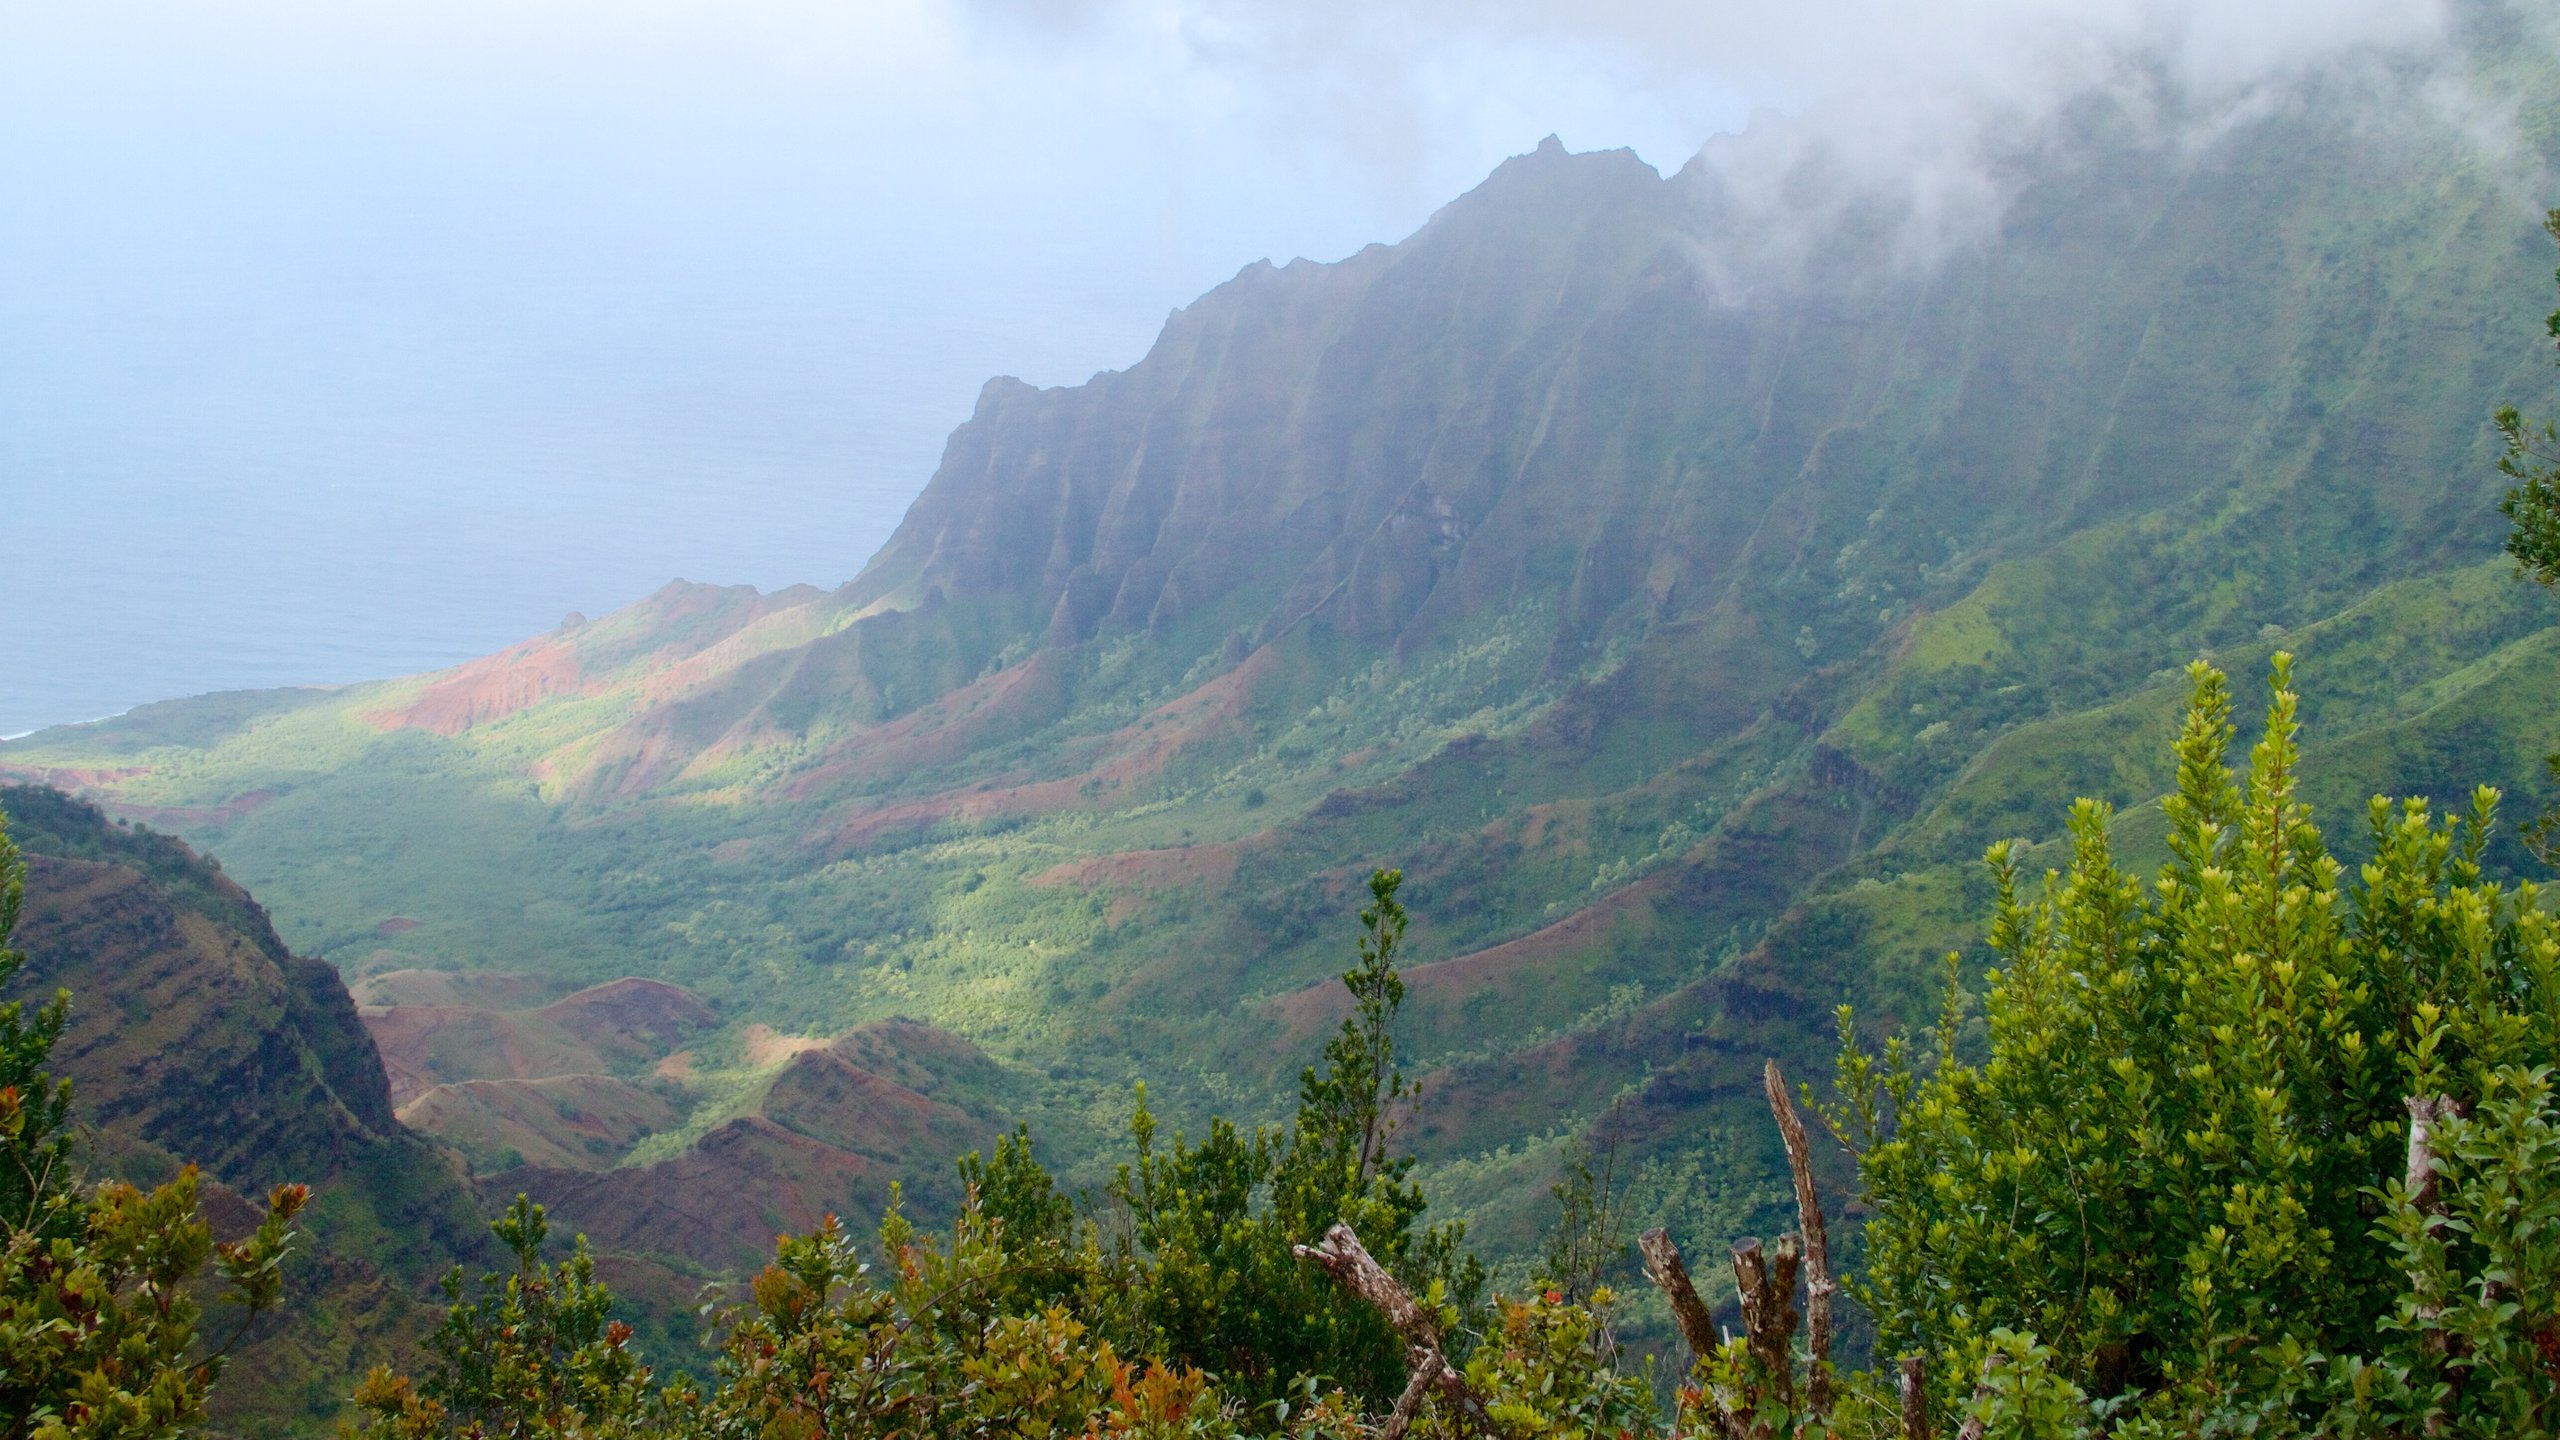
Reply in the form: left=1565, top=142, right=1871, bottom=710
left=972, top=0, right=2507, bottom=275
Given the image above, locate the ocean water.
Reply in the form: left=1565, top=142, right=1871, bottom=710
left=0, top=290, right=1158, bottom=740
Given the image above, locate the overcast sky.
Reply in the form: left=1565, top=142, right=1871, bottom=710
left=0, top=0, right=2469, bottom=733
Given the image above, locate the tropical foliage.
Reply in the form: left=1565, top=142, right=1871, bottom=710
left=2500, top=208, right=2560, bottom=597
left=10, top=636, right=2560, bottom=1437
left=1831, top=659, right=2560, bottom=1437
left=12, top=64, right=2556, bottom=1302
left=347, top=871, right=1490, bottom=1438
left=1106, top=870, right=1483, bottom=1406
left=334, top=657, right=2560, bottom=1439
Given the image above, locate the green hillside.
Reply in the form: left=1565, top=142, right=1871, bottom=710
left=8, top=29, right=2560, bottom=1322
left=0, top=784, right=493, bottom=1434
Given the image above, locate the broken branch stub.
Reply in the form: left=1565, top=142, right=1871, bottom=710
left=1729, top=1234, right=1803, bottom=1411
left=1294, top=1222, right=1493, bottom=1434
left=1766, top=1058, right=1835, bottom=1416
left=1950, top=1352, right=2008, bottom=1440
left=2404, top=1094, right=2453, bottom=1349
left=2405, top=1094, right=2448, bottom=1209
left=1899, top=1355, right=1930, bottom=1440
left=1376, top=1350, right=1442, bottom=1440
left=1638, top=1227, right=1721, bottom=1364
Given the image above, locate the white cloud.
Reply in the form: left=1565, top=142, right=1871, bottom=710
left=961, top=0, right=2485, bottom=284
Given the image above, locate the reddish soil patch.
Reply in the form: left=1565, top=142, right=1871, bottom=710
left=489, top=1024, right=998, bottom=1274
left=1511, top=800, right=1592, bottom=854
left=348, top=969, right=562, bottom=1010
left=383, top=579, right=824, bottom=740
left=361, top=976, right=715, bottom=1104
left=1030, top=839, right=1248, bottom=894
left=830, top=1017, right=1004, bottom=1093
left=740, top=1023, right=831, bottom=1069
left=398, top=1074, right=681, bottom=1171
left=0, top=764, right=151, bottom=790
left=374, top=917, right=421, bottom=936
left=1262, top=868, right=1680, bottom=1052
left=538, top=978, right=717, bottom=1063
left=822, top=771, right=1096, bottom=852
left=374, top=635, right=586, bottom=735
left=789, top=648, right=1080, bottom=798
left=359, top=1005, right=582, bottom=1108
left=815, top=648, right=1277, bottom=854
left=100, top=787, right=278, bottom=832
left=761, top=1049, right=985, bottom=1161
left=624, top=593, right=832, bottom=714
left=492, top=1116, right=892, bottom=1273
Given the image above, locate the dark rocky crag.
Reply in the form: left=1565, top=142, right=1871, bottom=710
left=1, top=784, right=489, bottom=1435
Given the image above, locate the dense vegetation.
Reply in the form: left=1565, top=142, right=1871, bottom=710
left=329, top=401, right=2560, bottom=1428
left=1834, top=661, right=2559, bottom=1435
left=2500, top=204, right=2560, bottom=869
left=328, top=650, right=2560, bottom=1434
left=13, top=642, right=2554, bottom=1436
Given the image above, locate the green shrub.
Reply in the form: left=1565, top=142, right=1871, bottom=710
left=1832, top=659, right=2560, bottom=1436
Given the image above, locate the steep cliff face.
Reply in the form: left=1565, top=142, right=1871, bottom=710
left=0, top=784, right=489, bottom=1434
left=843, top=141, right=1687, bottom=656
left=828, top=100, right=2533, bottom=724
left=4, top=784, right=410, bottom=1181
left=281, top=80, right=2543, bottom=812
left=482, top=1017, right=1009, bottom=1323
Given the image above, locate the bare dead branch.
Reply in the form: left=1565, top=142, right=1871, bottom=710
left=1638, top=1227, right=1721, bottom=1364
left=2406, top=1094, right=2453, bottom=1364
left=1766, top=1057, right=1835, bottom=1416
left=2405, top=1094, right=2447, bottom=1209
left=1296, top=1223, right=1436, bottom=1342
left=1295, top=1222, right=1492, bottom=1435
left=1899, top=1355, right=1930, bottom=1440
left=1951, top=1351, right=2007, bottom=1440
left=1729, top=1234, right=1802, bottom=1412
left=1376, top=1350, right=1441, bottom=1440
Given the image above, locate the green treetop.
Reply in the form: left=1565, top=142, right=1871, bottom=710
left=1831, top=658, right=2560, bottom=1437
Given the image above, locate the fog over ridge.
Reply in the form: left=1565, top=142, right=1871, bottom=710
left=981, top=0, right=2545, bottom=288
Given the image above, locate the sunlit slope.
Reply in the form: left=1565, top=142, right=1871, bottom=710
left=9, top=57, right=2560, bottom=1265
